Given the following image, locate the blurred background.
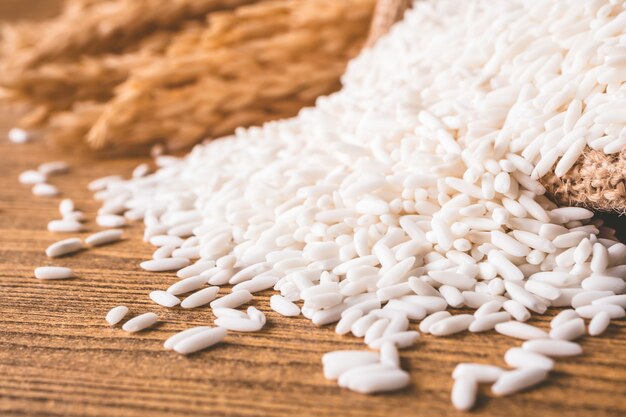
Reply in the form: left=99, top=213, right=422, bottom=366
left=0, top=0, right=62, bottom=21
left=0, top=0, right=376, bottom=155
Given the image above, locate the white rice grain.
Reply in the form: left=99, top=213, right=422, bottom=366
left=451, top=376, right=478, bottom=411
left=214, top=316, right=264, bottom=332
left=172, top=327, right=227, bottom=354
left=8, top=127, right=29, bottom=143
left=34, top=266, right=74, bottom=280
left=522, top=339, right=583, bottom=357
left=588, top=311, right=611, bottom=336
left=33, top=183, right=60, bottom=197
left=19, top=170, right=46, bottom=185
left=45, top=238, right=83, bottom=258
left=47, top=219, right=84, bottom=233
left=105, top=306, right=129, bottom=325
left=491, top=368, right=548, bottom=396
left=149, top=290, right=181, bottom=308
left=576, top=304, right=625, bottom=319
left=452, top=363, right=504, bottom=383
left=429, top=314, right=474, bottom=336
left=181, top=287, right=220, bottom=309
left=322, top=351, right=380, bottom=380
left=85, top=229, right=123, bottom=247
left=140, top=257, right=190, bottom=272
left=494, top=321, right=548, bottom=340
left=209, top=290, right=253, bottom=310
left=122, top=312, right=159, bottom=333
left=164, top=326, right=212, bottom=350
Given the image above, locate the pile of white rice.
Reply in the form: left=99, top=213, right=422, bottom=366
left=40, top=0, right=626, bottom=411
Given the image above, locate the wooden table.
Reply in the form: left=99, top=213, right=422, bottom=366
left=1, top=115, right=626, bottom=417
left=1, top=4, right=625, bottom=417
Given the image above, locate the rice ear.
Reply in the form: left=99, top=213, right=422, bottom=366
left=2, top=0, right=376, bottom=157
left=81, top=0, right=375, bottom=153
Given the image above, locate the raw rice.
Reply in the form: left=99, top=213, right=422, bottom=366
left=24, top=0, right=626, bottom=410
left=588, top=311, right=611, bottom=336
left=429, top=314, right=474, bottom=336
left=105, top=306, right=129, bottom=325
left=270, top=294, right=301, bottom=317
left=214, top=316, right=264, bottom=332
left=468, top=312, right=511, bottom=333
left=34, top=266, right=74, bottom=280
left=63, top=211, right=86, bottom=222
left=452, top=364, right=505, bottom=383
left=39, top=161, right=69, bottom=176
left=180, top=287, right=220, bottom=309
left=550, top=309, right=579, bottom=328
left=140, top=257, right=190, bottom=272
left=96, top=214, right=126, bottom=228
left=213, top=308, right=248, bottom=319
left=19, top=170, right=46, bottom=185
left=418, top=311, right=451, bottom=334
left=341, top=366, right=410, bottom=394
left=163, top=326, right=212, bottom=350
left=58, top=199, right=75, bottom=215
left=121, top=312, right=158, bottom=333
left=491, top=368, right=549, bottom=396
left=209, top=290, right=253, bottom=310
left=33, top=183, right=60, bottom=197
left=166, top=275, right=207, bottom=295
left=85, top=229, right=123, bottom=246
left=247, top=306, right=266, bottom=324
left=592, top=294, right=626, bottom=308
left=323, top=351, right=380, bottom=380
left=172, top=327, right=227, bottom=354
left=368, top=331, right=420, bottom=350
left=494, top=321, right=548, bottom=340
left=152, top=245, right=176, bottom=260
left=47, top=219, right=83, bottom=233
left=176, top=260, right=215, bottom=278
left=379, top=342, right=400, bottom=368
left=549, top=318, right=586, bottom=340
left=521, top=340, right=583, bottom=357
left=8, top=127, right=29, bottom=143
left=451, top=376, right=477, bottom=411
left=576, top=304, right=625, bottom=319
left=504, top=348, right=554, bottom=370
left=149, top=290, right=181, bottom=308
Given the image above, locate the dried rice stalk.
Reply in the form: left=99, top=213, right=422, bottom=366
left=1, top=23, right=204, bottom=114
left=368, top=0, right=626, bottom=214
left=2, top=0, right=254, bottom=69
left=50, top=0, right=375, bottom=154
left=1, top=0, right=374, bottom=155
left=0, top=0, right=256, bottom=119
left=365, top=0, right=409, bottom=47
